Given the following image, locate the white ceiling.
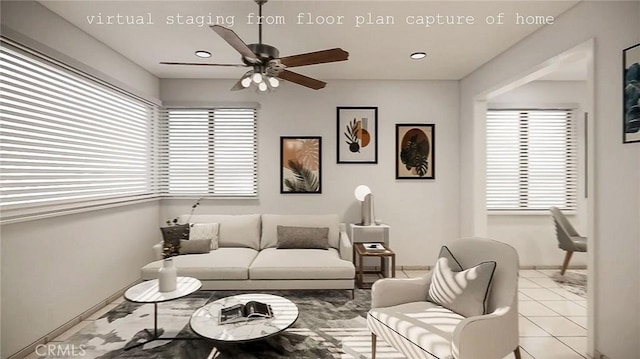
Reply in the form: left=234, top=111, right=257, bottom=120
left=39, top=0, right=579, bottom=81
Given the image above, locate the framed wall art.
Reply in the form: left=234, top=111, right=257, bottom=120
left=395, top=124, right=435, bottom=179
left=623, top=42, right=640, bottom=143
left=337, top=106, right=378, bottom=163
left=280, top=136, right=322, bottom=193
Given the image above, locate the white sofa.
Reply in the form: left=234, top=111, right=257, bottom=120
left=141, top=214, right=356, bottom=294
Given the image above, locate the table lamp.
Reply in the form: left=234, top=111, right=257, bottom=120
left=355, top=185, right=374, bottom=226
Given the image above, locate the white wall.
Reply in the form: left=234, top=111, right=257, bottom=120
left=0, top=2, right=161, bottom=357
left=460, top=2, right=640, bottom=358
left=487, top=81, right=588, bottom=267
left=160, top=79, right=461, bottom=267
left=0, top=1, right=159, bottom=100
left=0, top=203, right=160, bottom=357
left=637, top=8, right=640, bottom=358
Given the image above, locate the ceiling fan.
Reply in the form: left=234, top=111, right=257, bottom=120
left=160, top=0, right=349, bottom=91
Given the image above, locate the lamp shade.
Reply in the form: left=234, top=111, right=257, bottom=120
left=354, top=185, right=371, bottom=201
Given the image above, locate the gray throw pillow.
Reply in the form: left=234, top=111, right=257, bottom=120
left=428, top=257, right=496, bottom=317
left=276, top=225, right=330, bottom=249
left=179, top=238, right=212, bottom=255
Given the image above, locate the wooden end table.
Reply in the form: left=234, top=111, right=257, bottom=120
left=354, top=242, right=396, bottom=288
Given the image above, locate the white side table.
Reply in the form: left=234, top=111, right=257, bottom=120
left=123, top=276, right=202, bottom=350
left=349, top=223, right=390, bottom=246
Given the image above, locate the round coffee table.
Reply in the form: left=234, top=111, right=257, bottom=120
left=190, top=293, right=299, bottom=342
left=123, top=276, right=202, bottom=350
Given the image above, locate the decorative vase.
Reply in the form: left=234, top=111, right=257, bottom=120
left=158, top=258, right=177, bottom=292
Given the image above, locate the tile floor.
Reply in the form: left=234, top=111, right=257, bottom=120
left=26, top=268, right=588, bottom=359
left=400, top=268, right=588, bottom=359
left=513, top=269, right=588, bottom=359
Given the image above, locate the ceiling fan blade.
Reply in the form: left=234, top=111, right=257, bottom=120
left=160, top=62, right=247, bottom=67
left=279, top=48, right=349, bottom=68
left=210, top=25, right=259, bottom=64
left=278, top=70, right=326, bottom=90
left=231, top=78, right=247, bottom=91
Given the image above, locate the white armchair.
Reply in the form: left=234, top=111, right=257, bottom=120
left=367, top=237, right=521, bottom=359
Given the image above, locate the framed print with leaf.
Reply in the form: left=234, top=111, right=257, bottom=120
left=337, top=107, right=378, bottom=163
left=395, top=124, right=435, bottom=179
left=280, top=136, right=322, bottom=193
left=623, top=43, right=640, bottom=143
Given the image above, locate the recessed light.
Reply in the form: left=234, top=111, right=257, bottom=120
left=410, top=52, right=427, bottom=60
left=195, top=50, right=211, bottom=58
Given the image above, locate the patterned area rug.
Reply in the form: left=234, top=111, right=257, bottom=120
left=47, top=289, right=399, bottom=359
left=551, top=271, right=587, bottom=298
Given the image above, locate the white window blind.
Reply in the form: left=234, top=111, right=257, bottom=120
left=159, top=108, right=257, bottom=197
left=0, top=41, right=157, bottom=219
left=486, top=109, right=577, bottom=211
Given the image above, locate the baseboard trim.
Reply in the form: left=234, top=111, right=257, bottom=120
left=593, top=350, right=610, bottom=359
left=360, top=265, right=430, bottom=271
left=399, top=265, right=430, bottom=270
left=519, top=265, right=587, bottom=270
left=8, top=279, right=140, bottom=359
left=366, top=265, right=587, bottom=271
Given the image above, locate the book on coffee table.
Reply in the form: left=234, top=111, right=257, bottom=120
left=219, top=301, right=273, bottom=324
left=363, top=243, right=385, bottom=251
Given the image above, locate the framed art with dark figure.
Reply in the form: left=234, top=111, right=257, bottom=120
left=337, top=107, right=378, bottom=163
left=395, top=124, right=435, bottom=179
left=623, top=42, right=640, bottom=143
left=280, top=136, right=322, bottom=193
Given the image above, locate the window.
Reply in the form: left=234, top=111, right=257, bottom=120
left=0, top=40, right=157, bottom=220
left=486, top=109, right=577, bottom=211
left=159, top=107, right=257, bottom=197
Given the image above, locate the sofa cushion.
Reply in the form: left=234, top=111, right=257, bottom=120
left=276, top=225, right=330, bottom=249
left=428, top=257, right=496, bottom=317
left=179, top=214, right=261, bottom=250
left=189, top=222, right=219, bottom=250
left=367, top=301, right=463, bottom=359
left=141, top=248, right=258, bottom=280
left=261, top=214, right=340, bottom=250
left=249, top=248, right=355, bottom=280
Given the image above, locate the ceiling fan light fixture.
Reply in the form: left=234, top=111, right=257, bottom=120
left=252, top=72, right=263, bottom=83
left=195, top=50, right=212, bottom=58
left=241, top=76, right=253, bottom=88
left=164, top=1, right=348, bottom=92
left=268, top=76, right=280, bottom=88
left=410, top=52, right=427, bottom=60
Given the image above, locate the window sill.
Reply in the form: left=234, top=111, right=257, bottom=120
left=488, top=210, right=577, bottom=216
left=0, top=196, right=159, bottom=225
left=159, top=195, right=258, bottom=200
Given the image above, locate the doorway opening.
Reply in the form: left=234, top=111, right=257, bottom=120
left=473, top=39, right=595, bottom=358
